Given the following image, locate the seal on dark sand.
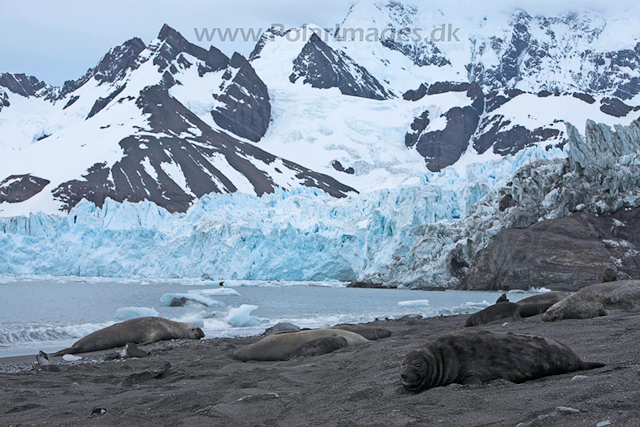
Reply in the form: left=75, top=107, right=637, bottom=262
left=330, top=324, right=392, bottom=340
left=290, top=336, right=348, bottom=358
left=543, top=280, right=640, bottom=321
left=400, top=330, right=604, bottom=392
left=513, top=291, right=570, bottom=318
left=233, top=328, right=368, bottom=362
left=464, top=302, right=520, bottom=327
left=48, top=317, right=204, bottom=357
left=496, top=293, right=509, bottom=304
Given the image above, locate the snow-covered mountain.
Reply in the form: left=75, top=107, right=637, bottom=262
left=1, top=0, right=640, bottom=285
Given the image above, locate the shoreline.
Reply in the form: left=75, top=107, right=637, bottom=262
left=2, top=311, right=639, bottom=426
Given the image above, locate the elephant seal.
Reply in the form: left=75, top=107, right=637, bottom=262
left=496, top=293, right=509, bottom=304
left=330, top=324, right=392, bottom=340
left=263, top=322, right=301, bottom=336
left=513, top=291, right=570, bottom=318
left=602, top=267, right=617, bottom=283
left=233, top=328, right=368, bottom=362
left=464, top=302, right=520, bottom=327
left=400, top=330, right=604, bottom=392
left=290, top=336, right=348, bottom=358
left=543, top=280, right=640, bottom=321
left=49, top=317, right=205, bottom=357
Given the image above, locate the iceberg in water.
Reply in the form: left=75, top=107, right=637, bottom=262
left=114, top=307, right=159, bottom=320
left=188, top=288, right=241, bottom=297
left=159, top=293, right=224, bottom=307
left=226, top=305, right=261, bottom=327
left=398, top=300, right=430, bottom=307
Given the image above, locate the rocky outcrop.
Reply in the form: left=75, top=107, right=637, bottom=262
left=405, top=82, right=484, bottom=172
left=461, top=212, right=638, bottom=291
left=289, top=33, right=393, bottom=100
left=53, top=85, right=355, bottom=213
left=0, top=175, right=50, bottom=203
left=211, top=53, right=271, bottom=142
left=0, top=73, right=51, bottom=98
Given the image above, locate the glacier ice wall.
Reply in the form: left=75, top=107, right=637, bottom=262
left=2, top=120, right=640, bottom=287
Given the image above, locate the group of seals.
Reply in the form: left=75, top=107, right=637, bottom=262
left=543, top=280, right=640, bottom=321
left=400, top=330, right=604, bottom=392
left=48, top=317, right=205, bottom=357
left=465, top=291, right=570, bottom=327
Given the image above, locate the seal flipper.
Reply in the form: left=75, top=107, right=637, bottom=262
left=49, top=347, right=78, bottom=357
left=582, top=361, right=605, bottom=370
left=461, top=373, right=483, bottom=385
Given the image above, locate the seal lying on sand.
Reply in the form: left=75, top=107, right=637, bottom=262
left=330, top=324, right=392, bottom=340
left=290, top=337, right=348, bottom=358
left=233, top=328, right=368, bottom=362
left=465, top=302, right=519, bottom=327
left=513, top=291, right=570, bottom=318
left=543, top=280, right=640, bottom=321
left=400, top=330, right=604, bottom=392
left=49, top=317, right=204, bottom=357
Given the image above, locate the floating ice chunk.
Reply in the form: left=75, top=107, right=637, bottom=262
left=63, top=354, right=82, bottom=362
left=114, top=307, right=159, bottom=320
left=398, top=300, right=430, bottom=307
left=462, top=300, right=490, bottom=309
left=226, top=304, right=261, bottom=327
left=160, top=293, right=224, bottom=307
left=189, top=288, right=241, bottom=297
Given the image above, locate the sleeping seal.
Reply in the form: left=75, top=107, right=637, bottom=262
left=233, top=328, right=368, bottom=362
left=464, top=302, right=520, bottom=327
left=400, top=330, right=604, bottom=392
left=290, top=336, right=348, bottom=358
left=49, top=317, right=204, bottom=357
left=513, top=291, right=570, bottom=318
left=330, top=324, right=392, bottom=340
left=543, top=280, right=640, bottom=321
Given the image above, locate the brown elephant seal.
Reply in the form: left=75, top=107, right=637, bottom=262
left=464, top=302, right=520, bottom=327
left=49, top=317, right=204, bottom=357
left=233, top=328, right=368, bottom=362
left=330, top=324, right=392, bottom=340
left=290, top=336, right=348, bottom=358
left=543, top=281, right=640, bottom=321
left=400, top=330, right=604, bottom=392
left=513, top=291, right=570, bottom=318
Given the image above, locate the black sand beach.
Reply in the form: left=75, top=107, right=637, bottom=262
left=1, top=311, right=639, bottom=427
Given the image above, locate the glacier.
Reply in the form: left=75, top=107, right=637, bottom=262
left=1, top=119, right=640, bottom=287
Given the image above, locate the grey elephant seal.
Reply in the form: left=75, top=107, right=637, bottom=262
left=496, top=293, right=509, bottom=304
left=400, top=330, right=604, bottom=392
left=233, top=328, right=368, bottom=362
left=263, top=322, right=301, bottom=336
left=290, top=336, right=348, bottom=358
left=49, top=317, right=205, bottom=357
left=543, top=280, right=640, bottom=321
left=513, top=291, right=570, bottom=318
left=330, top=324, right=392, bottom=340
left=464, top=302, right=519, bottom=327
left=602, top=267, right=617, bottom=283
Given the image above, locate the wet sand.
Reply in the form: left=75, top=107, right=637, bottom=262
left=1, top=311, right=639, bottom=427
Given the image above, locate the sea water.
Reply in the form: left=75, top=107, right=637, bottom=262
left=0, top=276, right=542, bottom=358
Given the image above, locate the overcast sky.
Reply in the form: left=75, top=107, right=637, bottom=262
left=0, top=0, right=635, bottom=86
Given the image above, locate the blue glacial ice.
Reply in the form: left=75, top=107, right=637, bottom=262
left=1, top=120, right=640, bottom=287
